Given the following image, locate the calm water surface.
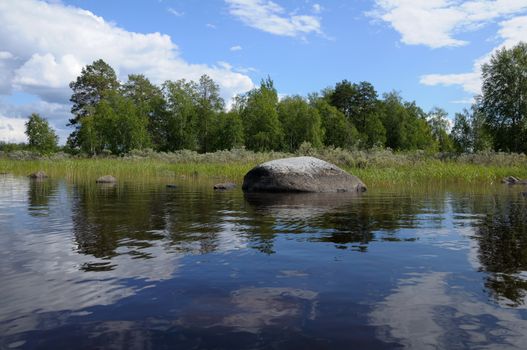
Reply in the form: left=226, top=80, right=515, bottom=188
left=1, top=174, right=527, bottom=349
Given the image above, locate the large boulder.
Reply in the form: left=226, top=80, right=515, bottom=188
left=242, top=156, right=366, bottom=193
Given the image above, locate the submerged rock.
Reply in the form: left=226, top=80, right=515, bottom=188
left=242, top=156, right=366, bottom=193
left=214, top=182, right=236, bottom=190
left=28, top=171, right=48, bottom=179
left=96, top=175, right=117, bottom=183
left=166, top=184, right=177, bottom=188
left=502, top=176, right=527, bottom=185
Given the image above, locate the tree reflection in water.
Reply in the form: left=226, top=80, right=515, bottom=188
left=474, top=193, right=527, bottom=307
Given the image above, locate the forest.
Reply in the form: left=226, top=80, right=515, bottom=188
left=2, top=42, right=526, bottom=157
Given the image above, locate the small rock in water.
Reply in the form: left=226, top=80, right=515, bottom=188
left=502, top=176, right=527, bottom=185
left=28, top=171, right=48, bottom=179
left=166, top=184, right=177, bottom=188
left=213, top=182, right=236, bottom=190
left=96, top=175, right=117, bottom=183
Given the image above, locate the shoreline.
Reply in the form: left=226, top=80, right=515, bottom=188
left=2, top=152, right=526, bottom=186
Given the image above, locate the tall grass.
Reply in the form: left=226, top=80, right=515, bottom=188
left=1, top=147, right=527, bottom=186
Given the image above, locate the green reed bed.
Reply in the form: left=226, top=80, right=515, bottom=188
left=1, top=148, right=527, bottom=186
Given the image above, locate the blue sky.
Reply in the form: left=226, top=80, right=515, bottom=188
left=1, top=0, right=527, bottom=143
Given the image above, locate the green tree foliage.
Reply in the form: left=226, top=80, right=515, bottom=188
left=428, top=107, right=455, bottom=152
left=122, top=74, right=166, bottom=151
left=240, top=77, right=283, bottom=151
left=69, top=59, right=119, bottom=124
left=471, top=105, right=494, bottom=152
left=313, top=99, right=358, bottom=149
left=163, top=79, right=199, bottom=151
left=451, top=110, right=473, bottom=153
left=480, top=42, right=527, bottom=152
left=380, top=92, right=435, bottom=151
left=50, top=57, right=527, bottom=156
left=329, top=80, right=385, bottom=147
left=450, top=106, right=493, bottom=153
left=330, top=80, right=378, bottom=129
left=278, top=96, right=322, bottom=152
left=78, top=92, right=150, bottom=155
left=402, top=102, right=437, bottom=151
left=68, top=59, right=119, bottom=148
left=25, top=113, right=58, bottom=154
left=209, top=111, right=244, bottom=151
left=195, top=75, right=224, bottom=153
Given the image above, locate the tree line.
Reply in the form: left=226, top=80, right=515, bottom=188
left=5, top=42, right=527, bottom=156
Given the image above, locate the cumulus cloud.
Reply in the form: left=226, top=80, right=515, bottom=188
left=420, top=72, right=482, bottom=94
left=420, top=15, right=527, bottom=95
left=371, top=0, right=527, bottom=48
left=0, top=0, right=255, bottom=142
left=369, top=1, right=527, bottom=98
left=230, top=45, right=243, bottom=51
left=0, top=100, right=72, bottom=143
left=0, top=116, right=27, bottom=143
left=225, top=0, right=322, bottom=37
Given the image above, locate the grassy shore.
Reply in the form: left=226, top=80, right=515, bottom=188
left=1, top=148, right=527, bottom=186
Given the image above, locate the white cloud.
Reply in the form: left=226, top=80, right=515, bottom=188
left=0, top=99, right=72, bottom=144
left=312, top=3, right=322, bottom=14
left=0, top=116, right=27, bottom=143
left=0, top=0, right=255, bottom=142
left=206, top=23, right=217, bottom=29
left=230, top=45, right=243, bottom=51
left=225, top=0, right=322, bottom=37
left=371, top=0, right=527, bottom=48
left=420, top=15, right=527, bottom=95
left=167, top=7, right=184, bottom=16
left=420, top=72, right=481, bottom=94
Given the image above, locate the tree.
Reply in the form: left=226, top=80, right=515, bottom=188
left=428, top=107, right=454, bottom=152
left=470, top=104, right=493, bottom=152
left=77, top=92, right=150, bottom=155
left=403, top=102, right=436, bottom=151
left=480, top=42, right=527, bottom=152
left=69, top=59, right=119, bottom=124
left=451, top=110, right=473, bottom=153
left=278, top=96, right=323, bottom=152
left=68, top=59, right=119, bottom=147
left=380, top=92, right=409, bottom=150
left=209, top=111, right=244, bottom=151
left=25, top=113, right=58, bottom=154
left=122, top=74, right=166, bottom=151
left=330, top=80, right=378, bottom=131
left=240, top=77, right=283, bottom=151
left=380, top=92, right=436, bottom=151
left=163, top=79, right=199, bottom=151
left=195, top=75, right=224, bottom=153
left=313, top=99, right=358, bottom=149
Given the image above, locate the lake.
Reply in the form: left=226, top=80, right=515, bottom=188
left=1, top=174, right=527, bottom=349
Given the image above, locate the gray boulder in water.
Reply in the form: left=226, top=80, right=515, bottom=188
left=214, top=182, right=236, bottom=190
left=28, top=171, right=48, bottom=179
left=96, top=175, right=117, bottom=183
left=242, top=156, right=366, bottom=193
left=502, top=176, right=527, bottom=185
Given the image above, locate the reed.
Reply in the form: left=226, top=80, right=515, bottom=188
left=2, top=148, right=527, bottom=186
